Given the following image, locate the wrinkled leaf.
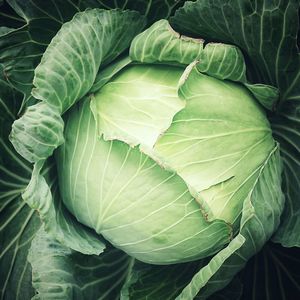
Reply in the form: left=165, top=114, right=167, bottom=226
left=32, top=8, right=145, bottom=113
left=130, top=19, right=203, bottom=65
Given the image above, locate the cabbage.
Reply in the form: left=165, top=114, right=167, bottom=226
left=56, top=64, right=275, bottom=265
left=1, top=1, right=299, bottom=299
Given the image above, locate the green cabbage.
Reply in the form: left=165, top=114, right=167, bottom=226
left=2, top=1, right=299, bottom=299
left=56, top=63, right=276, bottom=264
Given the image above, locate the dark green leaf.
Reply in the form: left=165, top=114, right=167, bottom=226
left=28, top=227, right=132, bottom=300
left=121, top=260, right=207, bottom=300
left=271, top=99, right=300, bottom=247
left=0, top=76, right=41, bottom=300
left=240, top=242, right=300, bottom=300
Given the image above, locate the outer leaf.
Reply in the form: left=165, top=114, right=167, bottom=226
left=32, top=8, right=145, bottom=113
left=121, top=260, right=207, bottom=300
left=22, top=159, right=105, bottom=255
left=0, top=77, right=41, bottom=299
left=7, top=72, right=105, bottom=255
left=28, top=227, right=132, bottom=300
left=196, top=42, right=279, bottom=110
left=0, top=0, right=24, bottom=29
left=177, top=146, right=284, bottom=299
left=206, top=277, right=242, bottom=300
left=171, top=0, right=300, bottom=102
left=130, top=20, right=278, bottom=110
left=236, top=242, right=300, bottom=300
left=0, top=0, right=80, bottom=102
left=271, top=99, right=300, bottom=247
left=10, top=102, right=64, bottom=163
left=10, top=8, right=145, bottom=166
left=1, top=0, right=169, bottom=103
left=130, top=19, right=203, bottom=65
left=177, top=235, right=245, bottom=299
left=105, top=0, right=185, bottom=24
left=197, top=42, right=246, bottom=82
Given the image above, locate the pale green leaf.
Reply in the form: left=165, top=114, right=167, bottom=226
left=153, top=65, right=275, bottom=225
left=92, top=64, right=185, bottom=148
left=91, top=56, right=132, bottom=93
left=171, top=0, right=300, bottom=248
left=56, top=99, right=231, bottom=264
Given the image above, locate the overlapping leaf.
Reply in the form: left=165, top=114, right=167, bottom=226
left=22, top=158, right=106, bottom=255
left=176, top=146, right=284, bottom=299
left=28, top=228, right=132, bottom=300
left=32, top=8, right=145, bottom=113
left=130, top=19, right=279, bottom=110
left=10, top=102, right=64, bottom=163
left=171, top=0, right=300, bottom=99
left=171, top=0, right=300, bottom=249
left=9, top=8, right=146, bottom=255
left=0, top=0, right=184, bottom=105
left=121, top=147, right=284, bottom=299
left=130, top=19, right=203, bottom=65
left=0, top=76, right=41, bottom=299
left=58, top=99, right=231, bottom=264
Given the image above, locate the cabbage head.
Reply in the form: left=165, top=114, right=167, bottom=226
left=55, top=62, right=277, bottom=265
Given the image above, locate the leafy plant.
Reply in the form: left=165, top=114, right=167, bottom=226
left=1, top=0, right=299, bottom=299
